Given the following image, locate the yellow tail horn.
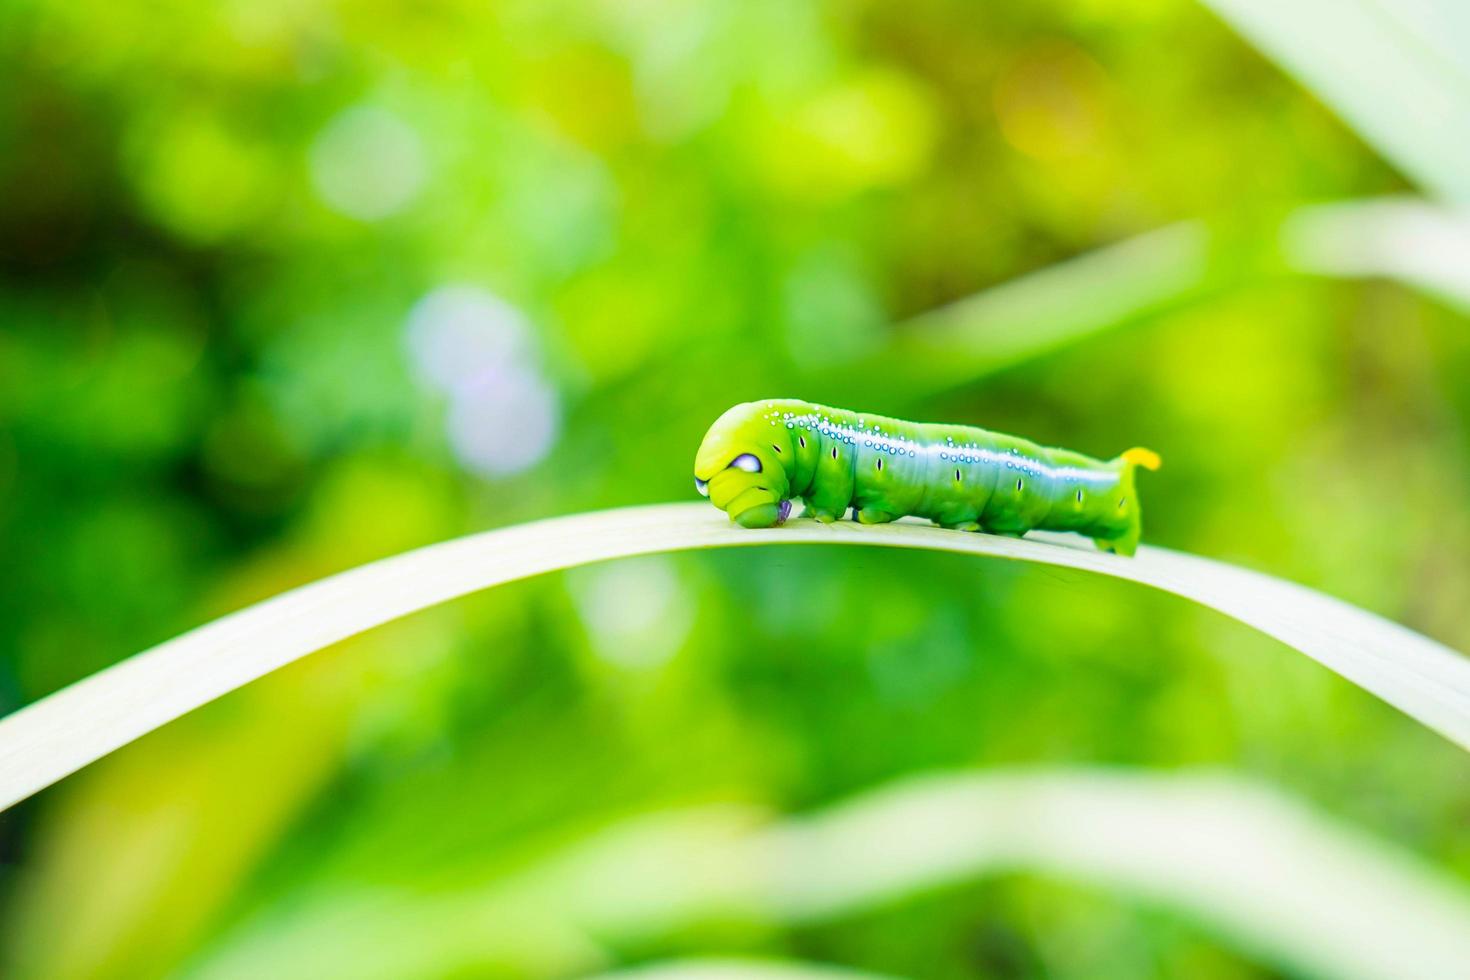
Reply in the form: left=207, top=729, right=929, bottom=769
left=1121, top=447, right=1162, bottom=471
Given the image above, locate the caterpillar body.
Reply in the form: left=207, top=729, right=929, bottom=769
left=693, top=399, right=1160, bottom=556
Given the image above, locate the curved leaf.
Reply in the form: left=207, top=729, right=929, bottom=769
left=2, top=503, right=1469, bottom=812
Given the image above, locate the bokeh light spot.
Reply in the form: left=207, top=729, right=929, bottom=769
left=567, top=555, right=694, bottom=670
left=404, top=284, right=563, bottom=477
left=310, top=106, right=426, bottom=221
left=993, top=41, right=1110, bottom=161
left=445, top=368, right=560, bottom=477
left=405, top=285, right=532, bottom=396
left=755, top=69, right=938, bottom=197
left=129, top=114, right=277, bottom=243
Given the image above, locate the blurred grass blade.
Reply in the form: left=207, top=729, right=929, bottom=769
left=186, top=769, right=1470, bottom=980
left=1201, top=0, right=1470, bottom=204
left=2, top=503, right=1470, bottom=812
left=896, top=223, right=1209, bottom=366
left=1283, top=198, right=1470, bottom=311
left=851, top=198, right=1468, bottom=398
left=765, top=770, right=1470, bottom=980
left=590, top=961, right=902, bottom=980
left=837, top=222, right=1221, bottom=394
left=743, top=770, right=1470, bottom=980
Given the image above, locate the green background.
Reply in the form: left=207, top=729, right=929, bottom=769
left=2, top=0, right=1469, bottom=977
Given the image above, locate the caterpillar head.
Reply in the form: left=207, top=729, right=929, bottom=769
left=693, top=400, right=795, bottom=528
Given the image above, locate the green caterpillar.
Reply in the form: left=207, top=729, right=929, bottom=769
left=693, top=399, right=1160, bottom=556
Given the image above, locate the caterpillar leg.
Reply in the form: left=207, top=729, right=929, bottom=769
left=856, top=506, right=899, bottom=525
left=938, top=519, right=982, bottom=532
left=1095, top=504, right=1142, bottom=556
left=983, top=515, right=1028, bottom=538
left=801, top=501, right=841, bottom=523
left=1094, top=530, right=1138, bottom=557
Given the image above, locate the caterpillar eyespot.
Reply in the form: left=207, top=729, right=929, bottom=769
left=693, top=400, right=1161, bottom=556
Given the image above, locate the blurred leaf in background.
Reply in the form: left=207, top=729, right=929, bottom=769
left=2, top=0, right=1470, bottom=977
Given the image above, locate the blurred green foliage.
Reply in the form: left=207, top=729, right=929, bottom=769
left=2, top=0, right=1470, bottom=977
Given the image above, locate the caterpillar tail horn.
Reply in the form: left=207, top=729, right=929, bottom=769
left=1120, top=447, right=1162, bottom=471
